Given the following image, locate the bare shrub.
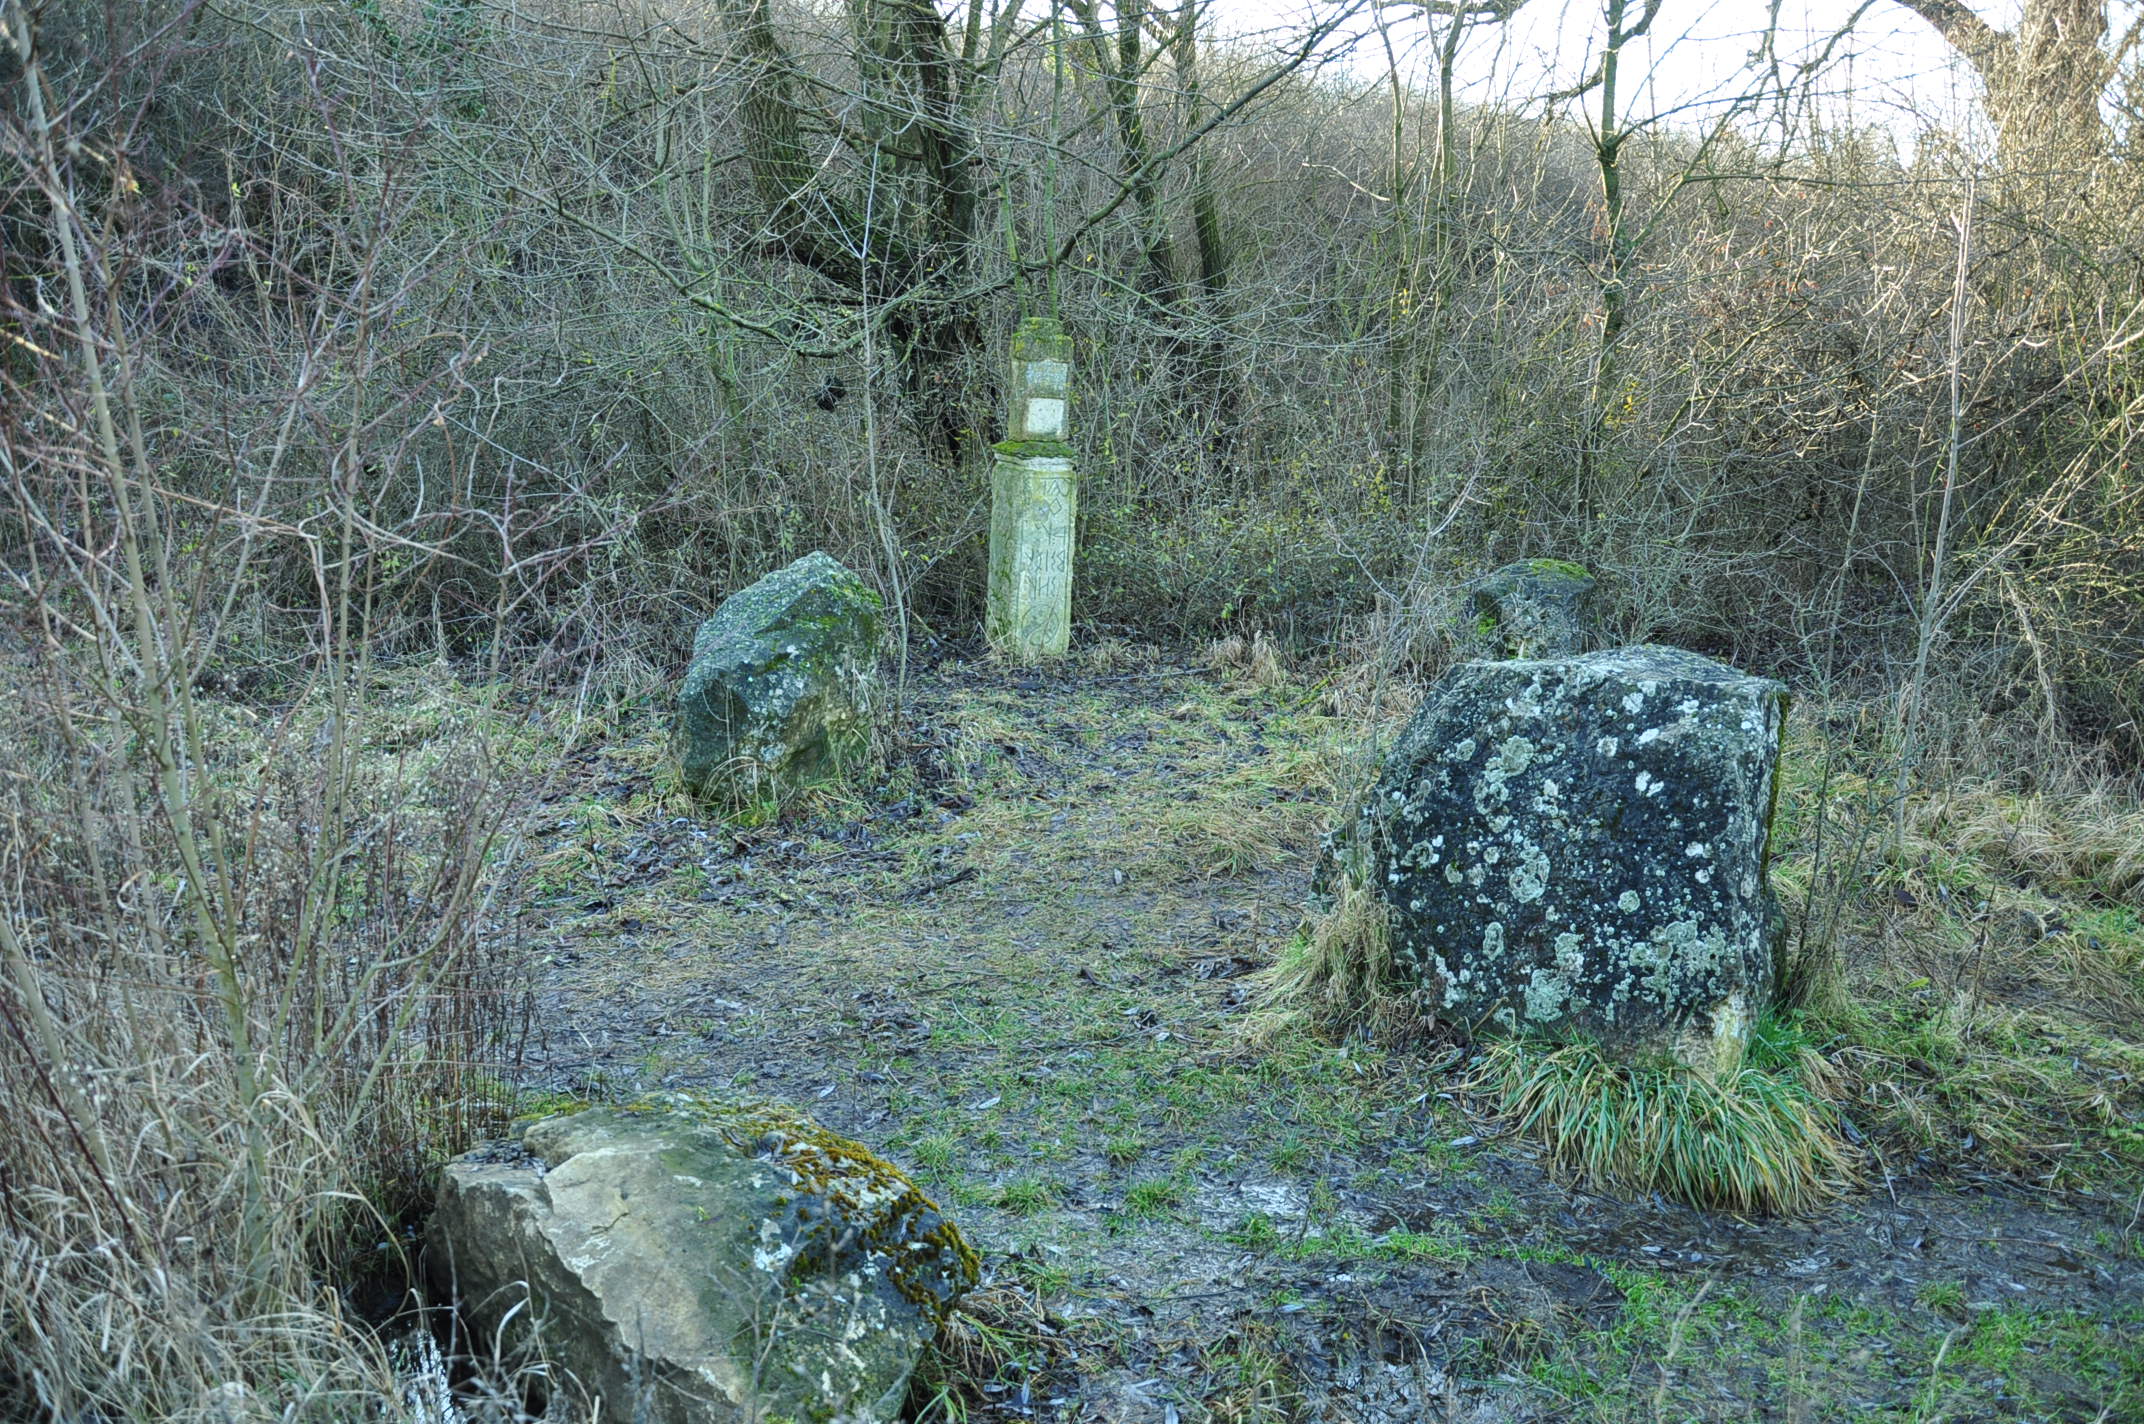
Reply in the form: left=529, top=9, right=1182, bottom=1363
left=1, top=6, right=526, bottom=1413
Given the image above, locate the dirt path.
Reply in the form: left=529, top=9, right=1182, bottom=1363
left=511, top=659, right=2144, bottom=1423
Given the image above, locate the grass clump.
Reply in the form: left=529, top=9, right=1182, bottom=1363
left=1120, top=1174, right=1193, bottom=1221
left=994, top=1177, right=1060, bottom=1215
left=1478, top=1021, right=1858, bottom=1215
left=1208, top=631, right=1288, bottom=690
left=1160, top=802, right=1287, bottom=877
left=1240, top=876, right=1437, bottom=1047
left=906, top=1284, right=1063, bottom=1424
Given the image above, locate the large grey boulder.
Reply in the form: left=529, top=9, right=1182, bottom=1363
left=1344, top=646, right=1787, bottom=1072
left=677, top=552, right=882, bottom=800
left=427, top=1098, right=977, bottom=1424
left=1465, top=559, right=1598, bottom=659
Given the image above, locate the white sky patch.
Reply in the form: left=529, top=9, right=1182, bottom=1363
left=1189, top=0, right=2140, bottom=155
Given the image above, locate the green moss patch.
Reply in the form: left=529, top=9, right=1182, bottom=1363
left=648, top=1093, right=979, bottom=1321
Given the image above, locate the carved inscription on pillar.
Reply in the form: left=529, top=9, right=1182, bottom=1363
left=988, top=454, right=1076, bottom=659
left=987, top=318, right=1077, bottom=661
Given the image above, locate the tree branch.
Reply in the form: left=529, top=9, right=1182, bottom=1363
left=1890, top=0, right=2007, bottom=66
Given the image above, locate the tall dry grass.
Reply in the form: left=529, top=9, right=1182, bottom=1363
left=2, top=5, right=528, bottom=1413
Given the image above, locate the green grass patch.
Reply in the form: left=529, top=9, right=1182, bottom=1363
left=994, top=1177, right=1060, bottom=1214
left=1121, top=1175, right=1191, bottom=1219
left=1479, top=1022, right=1858, bottom=1214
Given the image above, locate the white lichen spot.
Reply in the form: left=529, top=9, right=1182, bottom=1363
left=1509, top=843, right=1550, bottom=903
left=1596, top=735, right=1621, bottom=757
left=1621, top=692, right=1645, bottom=714
left=1634, top=771, right=1653, bottom=794
left=1637, top=727, right=1661, bottom=745
left=752, top=1216, right=798, bottom=1274
left=1523, top=968, right=1570, bottom=1022
left=1488, top=735, right=1536, bottom=778
left=1617, top=889, right=1641, bottom=913
left=1435, top=952, right=1464, bottom=1007
left=1684, top=842, right=1710, bottom=858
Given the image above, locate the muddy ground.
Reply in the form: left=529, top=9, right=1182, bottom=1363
left=504, top=656, right=2144, bottom=1423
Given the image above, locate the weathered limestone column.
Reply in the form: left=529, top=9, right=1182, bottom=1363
left=986, top=317, right=1076, bottom=660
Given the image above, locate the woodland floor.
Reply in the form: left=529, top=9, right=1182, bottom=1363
left=493, top=653, right=2144, bottom=1424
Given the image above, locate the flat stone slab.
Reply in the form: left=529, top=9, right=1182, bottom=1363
left=428, top=1097, right=976, bottom=1424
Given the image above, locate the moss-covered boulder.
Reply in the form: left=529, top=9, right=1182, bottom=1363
left=427, top=1096, right=977, bottom=1424
left=676, top=552, right=882, bottom=801
left=1342, top=646, right=1787, bottom=1073
left=1466, top=559, right=1598, bottom=659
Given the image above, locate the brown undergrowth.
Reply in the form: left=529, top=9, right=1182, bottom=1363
left=0, top=655, right=524, bottom=1421
left=1770, top=712, right=2144, bottom=1194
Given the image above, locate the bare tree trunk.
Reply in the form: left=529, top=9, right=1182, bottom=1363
left=1068, top=0, right=1181, bottom=306
left=1173, top=0, right=1229, bottom=314
left=1893, top=0, right=2111, bottom=165
left=720, top=0, right=994, bottom=461
left=1578, top=0, right=1660, bottom=510
left=1376, top=1, right=1527, bottom=485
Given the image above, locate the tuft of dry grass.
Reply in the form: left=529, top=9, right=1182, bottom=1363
left=0, top=660, right=524, bottom=1420
left=1161, top=801, right=1289, bottom=877
left=1908, top=787, right=2144, bottom=902
left=1238, top=876, right=1440, bottom=1048
left=906, top=1283, right=1065, bottom=1423
left=1208, top=631, right=1288, bottom=690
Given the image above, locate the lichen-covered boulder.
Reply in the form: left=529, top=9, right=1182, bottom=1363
left=1348, top=646, right=1787, bottom=1072
left=676, top=552, right=882, bottom=800
left=427, top=1097, right=976, bottom=1424
left=1466, top=559, right=1598, bottom=659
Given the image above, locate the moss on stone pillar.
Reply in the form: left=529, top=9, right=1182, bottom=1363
left=988, top=319, right=1077, bottom=660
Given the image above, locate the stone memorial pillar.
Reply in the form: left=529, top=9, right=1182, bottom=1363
left=986, top=317, right=1076, bottom=660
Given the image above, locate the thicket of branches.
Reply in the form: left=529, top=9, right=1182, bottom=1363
left=1, top=0, right=2140, bottom=1414
left=6, top=0, right=2140, bottom=751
